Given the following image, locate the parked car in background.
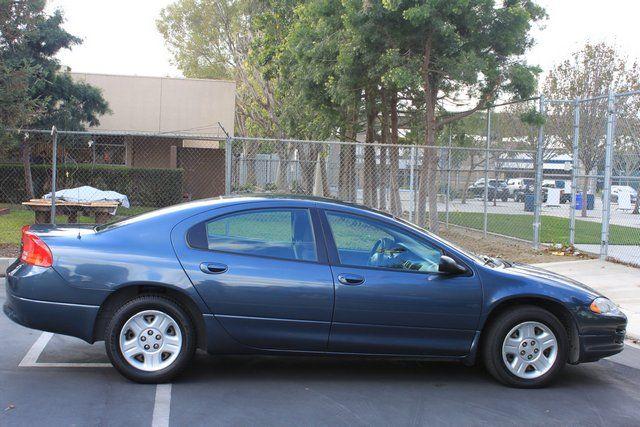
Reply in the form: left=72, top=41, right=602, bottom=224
left=611, top=185, right=638, bottom=204
left=507, top=178, right=534, bottom=202
left=468, top=179, right=510, bottom=201
left=4, top=195, right=626, bottom=388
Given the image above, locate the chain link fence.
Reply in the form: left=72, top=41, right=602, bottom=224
left=1, top=93, right=639, bottom=265
left=0, top=130, right=226, bottom=232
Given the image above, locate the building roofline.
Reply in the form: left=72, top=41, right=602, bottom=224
left=68, top=71, right=236, bottom=85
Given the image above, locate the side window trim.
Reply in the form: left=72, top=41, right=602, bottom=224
left=186, top=207, right=327, bottom=264
left=319, top=209, right=458, bottom=275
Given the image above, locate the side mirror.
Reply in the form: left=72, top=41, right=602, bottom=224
left=439, top=255, right=467, bottom=275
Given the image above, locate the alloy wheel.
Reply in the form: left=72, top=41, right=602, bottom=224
left=119, top=310, right=183, bottom=372
left=501, top=321, right=558, bottom=379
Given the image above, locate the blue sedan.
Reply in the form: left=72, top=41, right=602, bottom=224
left=4, top=196, right=626, bottom=387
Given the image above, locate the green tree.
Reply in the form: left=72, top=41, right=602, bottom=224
left=277, top=0, right=544, bottom=228
left=0, top=0, right=109, bottom=198
left=379, top=0, right=545, bottom=230
left=158, top=0, right=306, bottom=188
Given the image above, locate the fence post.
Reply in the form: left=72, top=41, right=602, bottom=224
left=225, top=136, right=232, bottom=195
left=569, top=98, right=580, bottom=246
left=409, top=146, right=416, bottom=222
left=600, top=91, right=616, bottom=260
left=533, top=95, right=546, bottom=249
left=445, top=127, right=452, bottom=229
left=483, top=108, right=491, bottom=237
left=50, top=126, right=58, bottom=225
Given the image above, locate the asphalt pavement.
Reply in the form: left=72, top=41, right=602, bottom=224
left=2, top=278, right=640, bottom=426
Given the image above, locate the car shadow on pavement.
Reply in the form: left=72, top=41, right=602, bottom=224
left=176, top=350, right=630, bottom=389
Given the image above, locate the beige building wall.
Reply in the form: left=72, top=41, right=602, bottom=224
left=71, top=73, right=236, bottom=136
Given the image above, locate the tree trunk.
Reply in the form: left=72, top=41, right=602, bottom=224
left=581, top=168, right=590, bottom=217
left=363, top=89, right=378, bottom=207
left=275, top=140, right=290, bottom=191
left=21, top=139, right=35, bottom=200
left=320, top=154, right=330, bottom=197
left=418, top=35, right=440, bottom=232
left=417, top=94, right=440, bottom=231
left=244, top=140, right=258, bottom=188
left=379, top=90, right=390, bottom=211
left=493, top=155, right=499, bottom=206
left=299, top=143, right=320, bottom=193
left=339, top=105, right=358, bottom=202
left=388, top=92, right=402, bottom=216
left=461, top=154, right=475, bottom=204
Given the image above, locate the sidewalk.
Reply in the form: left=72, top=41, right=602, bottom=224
left=534, top=259, right=640, bottom=340
left=0, top=257, right=12, bottom=276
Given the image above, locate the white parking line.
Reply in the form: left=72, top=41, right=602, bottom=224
left=19, top=332, right=53, bottom=367
left=20, top=332, right=173, bottom=425
left=152, top=384, right=172, bottom=427
left=19, top=331, right=111, bottom=368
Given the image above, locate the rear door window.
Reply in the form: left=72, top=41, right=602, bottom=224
left=193, top=209, right=317, bottom=262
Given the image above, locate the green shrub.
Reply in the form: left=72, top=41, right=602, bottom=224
left=0, top=163, right=183, bottom=207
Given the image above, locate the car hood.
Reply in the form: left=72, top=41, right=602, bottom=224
left=499, top=262, right=601, bottom=299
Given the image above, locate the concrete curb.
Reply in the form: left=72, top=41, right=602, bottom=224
left=0, top=257, right=15, bottom=277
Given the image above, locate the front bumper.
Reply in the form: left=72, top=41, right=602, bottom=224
left=577, top=313, right=627, bottom=363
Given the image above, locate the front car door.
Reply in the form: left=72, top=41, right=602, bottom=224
left=320, top=209, right=482, bottom=356
left=172, top=203, right=334, bottom=351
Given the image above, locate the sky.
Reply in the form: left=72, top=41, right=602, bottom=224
left=47, top=0, right=640, bottom=80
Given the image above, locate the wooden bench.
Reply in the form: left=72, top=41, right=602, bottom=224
left=22, top=199, right=121, bottom=224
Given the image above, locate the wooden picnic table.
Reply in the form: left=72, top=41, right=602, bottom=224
left=22, top=199, right=120, bottom=224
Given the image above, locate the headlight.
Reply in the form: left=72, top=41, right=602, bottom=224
left=589, top=297, right=621, bottom=315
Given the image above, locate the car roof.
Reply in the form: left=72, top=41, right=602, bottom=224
left=219, top=194, right=395, bottom=217
left=99, top=194, right=396, bottom=231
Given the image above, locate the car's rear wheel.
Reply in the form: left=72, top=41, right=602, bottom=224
left=482, top=306, right=567, bottom=388
left=105, top=295, right=196, bottom=383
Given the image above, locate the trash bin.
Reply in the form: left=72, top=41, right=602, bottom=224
left=574, top=193, right=594, bottom=210
left=524, top=194, right=535, bottom=212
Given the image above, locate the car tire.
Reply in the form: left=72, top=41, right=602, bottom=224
left=105, top=294, right=196, bottom=383
left=482, top=306, right=567, bottom=388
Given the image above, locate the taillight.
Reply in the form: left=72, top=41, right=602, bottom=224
left=20, top=226, right=53, bottom=267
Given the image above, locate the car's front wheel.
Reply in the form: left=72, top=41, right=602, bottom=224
left=105, top=295, right=196, bottom=383
left=482, top=306, right=567, bottom=388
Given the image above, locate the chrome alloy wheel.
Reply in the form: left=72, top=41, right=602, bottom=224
left=501, top=321, right=558, bottom=379
left=119, top=310, right=182, bottom=372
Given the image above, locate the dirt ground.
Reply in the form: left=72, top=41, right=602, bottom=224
left=437, top=226, right=592, bottom=264
left=0, top=243, right=18, bottom=259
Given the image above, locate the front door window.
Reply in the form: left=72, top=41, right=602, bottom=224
left=325, top=211, right=442, bottom=272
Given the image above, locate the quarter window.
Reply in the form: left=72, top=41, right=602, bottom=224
left=326, top=211, right=442, bottom=272
left=202, top=209, right=317, bottom=262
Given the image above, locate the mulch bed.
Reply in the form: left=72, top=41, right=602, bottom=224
left=0, top=243, right=18, bottom=259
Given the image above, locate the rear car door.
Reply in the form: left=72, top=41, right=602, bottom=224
left=172, top=204, right=334, bottom=351
left=321, top=210, right=482, bottom=356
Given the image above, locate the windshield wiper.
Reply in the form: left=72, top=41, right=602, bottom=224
left=481, top=255, right=500, bottom=267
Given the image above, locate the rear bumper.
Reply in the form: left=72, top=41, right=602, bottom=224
left=4, top=285, right=99, bottom=343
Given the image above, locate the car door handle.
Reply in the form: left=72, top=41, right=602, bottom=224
left=337, top=274, right=365, bottom=286
left=199, top=262, right=228, bottom=274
